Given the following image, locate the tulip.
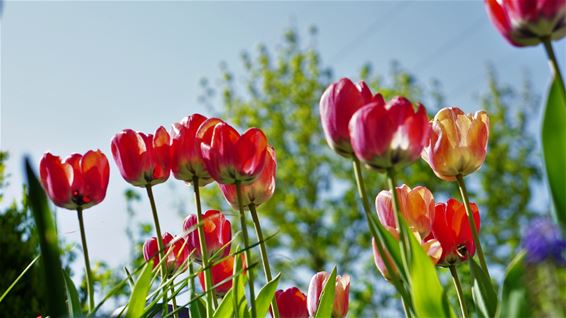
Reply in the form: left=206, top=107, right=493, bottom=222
left=375, top=184, right=435, bottom=237
left=219, top=146, right=276, bottom=209
left=307, top=271, right=350, bottom=318
left=143, top=232, right=189, bottom=273
left=320, top=78, right=385, bottom=158
left=485, top=0, right=566, bottom=47
left=431, top=199, right=481, bottom=266
left=39, top=150, right=110, bottom=210
left=197, top=118, right=268, bottom=185
left=111, top=127, right=170, bottom=187
left=198, top=255, right=245, bottom=297
left=349, top=96, right=431, bottom=170
left=421, top=107, right=489, bottom=181
left=271, top=287, right=309, bottom=318
left=183, top=210, right=232, bottom=261
left=170, top=113, right=214, bottom=186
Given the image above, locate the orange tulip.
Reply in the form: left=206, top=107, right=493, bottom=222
left=422, top=107, right=489, bottom=181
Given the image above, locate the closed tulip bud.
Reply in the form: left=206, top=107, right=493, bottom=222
left=376, top=184, right=435, bottom=238
left=183, top=210, right=231, bottom=261
left=143, top=232, right=189, bottom=273
left=271, top=287, right=309, bottom=318
left=197, top=118, right=268, bottom=185
left=111, top=127, right=170, bottom=187
left=485, top=0, right=566, bottom=47
left=170, top=113, right=213, bottom=186
left=431, top=199, right=481, bottom=266
left=320, top=78, right=385, bottom=158
left=422, top=107, right=489, bottom=181
left=198, top=255, right=246, bottom=297
left=39, top=150, right=110, bottom=210
left=307, top=271, right=350, bottom=318
left=219, top=146, right=276, bottom=209
left=349, top=96, right=431, bottom=170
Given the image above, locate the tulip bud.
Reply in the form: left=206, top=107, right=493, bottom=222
left=197, top=118, right=268, bottom=185
left=485, top=0, right=566, bottom=47
left=320, top=78, right=384, bottom=158
left=39, top=150, right=110, bottom=210
left=349, top=96, right=431, bottom=170
left=422, top=107, right=489, bottom=181
left=307, top=271, right=350, bottom=318
left=219, top=146, right=276, bottom=209
left=170, top=113, right=214, bottom=186
left=143, top=232, right=189, bottom=273
left=271, top=287, right=309, bottom=318
left=111, top=127, right=170, bottom=187
left=183, top=210, right=232, bottom=261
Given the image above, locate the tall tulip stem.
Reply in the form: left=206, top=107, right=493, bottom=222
left=191, top=176, right=217, bottom=316
left=248, top=203, right=280, bottom=318
left=235, top=181, right=256, bottom=318
left=449, top=265, right=469, bottom=318
left=386, top=168, right=411, bottom=272
left=145, top=185, right=168, bottom=315
left=542, top=37, right=566, bottom=101
left=76, top=207, right=95, bottom=312
left=169, top=277, right=180, bottom=318
left=455, top=175, right=490, bottom=278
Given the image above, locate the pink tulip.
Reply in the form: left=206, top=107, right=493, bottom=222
left=307, top=271, right=350, bottom=318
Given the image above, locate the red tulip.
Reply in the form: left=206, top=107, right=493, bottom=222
left=307, top=271, right=350, bottom=318
left=170, top=114, right=213, bottom=186
left=349, top=96, right=430, bottom=170
left=431, top=199, right=481, bottom=266
left=143, top=232, right=189, bottom=273
left=111, top=127, right=170, bottom=187
left=485, top=0, right=566, bottom=47
left=320, top=78, right=385, bottom=158
left=197, top=118, right=268, bottom=185
left=39, top=150, right=109, bottom=210
left=198, top=255, right=245, bottom=297
left=219, top=146, right=276, bottom=209
left=271, top=287, right=309, bottom=318
left=183, top=210, right=232, bottom=261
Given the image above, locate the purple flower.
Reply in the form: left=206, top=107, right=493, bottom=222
left=522, top=218, right=566, bottom=265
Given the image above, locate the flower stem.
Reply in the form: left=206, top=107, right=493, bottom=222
left=248, top=203, right=280, bottom=318
left=191, top=176, right=217, bottom=316
left=145, top=185, right=168, bottom=316
left=169, top=277, right=180, bottom=318
left=449, top=265, right=469, bottom=318
left=235, top=181, right=256, bottom=318
left=455, top=175, right=490, bottom=278
left=386, top=168, right=411, bottom=273
left=76, top=207, right=94, bottom=312
left=542, top=37, right=566, bottom=101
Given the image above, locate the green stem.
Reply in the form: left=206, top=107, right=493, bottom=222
left=235, top=181, right=256, bottom=318
left=191, top=176, right=218, bottom=315
left=352, top=159, right=412, bottom=317
left=169, top=277, right=180, bottom=318
left=77, top=207, right=94, bottom=312
left=188, top=262, right=196, bottom=296
left=248, top=203, right=280, bottom=318
left=386, top=168, right=411, bottom=274
left=449, top=265, right=469, bottom=318
left=455, top=175, right=490, bottom=278
left=542, top=37, right=566, bottom=102
left=145, top=185, right=168, bottom=316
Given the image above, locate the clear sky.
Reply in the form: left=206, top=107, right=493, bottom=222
left=1, top=0, right=565, bottom=282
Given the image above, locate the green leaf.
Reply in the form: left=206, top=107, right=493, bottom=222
left=125, top=262, right=153, bottom=318
left=469, top=258, right=498, bottom=318
left=255, top=273, right=281, bottom=318
left=541, top=76, right=566, bottom=231
left=63, top=269, right=83, bottom=317
left=24, top=158, right=67, bottom=317
left=0, top=255, right=39, bottom=304
left=214, top=289, right=234, bottom=318
left=233, top=255, right=250, bottom=318
left=497, top=251, right=530, bottom=318
left=367, top=211, right=406, bottom=283
left=189, top=296, right=207, bottom=318
left=314, top=266, right=337, bottom=318
left=408, top=231, right=454, bottom=318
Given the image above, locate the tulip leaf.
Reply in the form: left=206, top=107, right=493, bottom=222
left=497, top=251, right=530, bottom=318
left=24, top=157, right=67, bottom=317
left=541, top=76, right=566, bottom=231
left=408, top=230, right=455, bottom=318
left=189, top=295, right=207, bottom=318
left=125, top=262, right=153, bottom=318
left=233, top=255, right=250, bottom=318
left=469, top=258, right=498, bottom=318
left=367, top=211, right=406, bottom=283
left=214, top=289, right=235, bottom=318
left=63, top=269, right=83, bottom=317
left=314, top=266, right=337, bottom=318
left=254, top=273, right=281, bottom=318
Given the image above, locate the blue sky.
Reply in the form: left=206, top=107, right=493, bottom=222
left=1, top=0, right=565, bottom=280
